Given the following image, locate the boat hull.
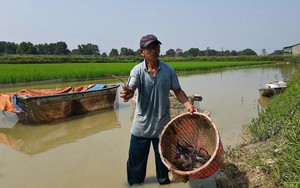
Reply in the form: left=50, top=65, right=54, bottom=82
left=259, top=87, right=286, bottom=97
left=259, top=81, right=287, bottom=98
left=16, top=85, right=119, bottom=124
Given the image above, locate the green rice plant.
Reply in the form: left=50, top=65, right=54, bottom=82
left=168, top=61, right=275, bottom=71
left=0, top=61, right=275, bottom=84
left=0, top=63, right=136, bottom=84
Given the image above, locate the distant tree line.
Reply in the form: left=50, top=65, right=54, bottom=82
left=0, top=41, right=284, bottom=57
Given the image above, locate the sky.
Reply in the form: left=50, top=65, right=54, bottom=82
left=1, top=0, right=299, bottom=55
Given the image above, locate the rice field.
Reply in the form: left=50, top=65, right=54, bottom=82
left=0, top=61, right=275, bottom=84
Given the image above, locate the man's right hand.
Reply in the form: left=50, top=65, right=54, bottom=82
left=120, top=86, right=134, bottom=102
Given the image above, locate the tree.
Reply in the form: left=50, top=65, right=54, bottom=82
left=0, top=41, right=17, bottom=54
left=35, top=43, right=47, bottom=54
left=270, top=50, right=283, bottom=55
left=77, top=43, right=100, bottom=55
left=54, top=41, right=70, bottom=55
left=134, top=50, right=141, bottom=57
left=6, top=42, right=17, bottom=54
left=47, top=43, right=56, bottom=55
left=17, top=42, right=37, bottom=54
left=175, top=48, right=183, bottom=57
left=205, top=47, right=210, bottom=56
left=71, top=49, right=80, bottom=55
left=102, top=52, right=107, bottom=57
left=35, top=43, right=55, bottom=55
left=184, top=48, right=200, bottom=57
left=223, top=50, right=231, bottom=56
left=238, top=48, right=257, bottom=56
left=261, top=49, right=267, bottom=56
left=165, top=49, right=175, bottom=57
left=198, top=50, right=206, bottom=56
left=34, top=42, right=70, bottom=55
left=109, top=48, right=119, bottom=56
left=206, top=49, right=218, bottom=56
left=120, top=47, right=135, bottom=56
left=0, top=41, right=4, bottom=53
left=231, top=50, right=238, bottom=56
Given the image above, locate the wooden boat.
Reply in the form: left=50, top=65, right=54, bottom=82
left=259, top=81, right=287, bottom=97
left=0, top=84, right=119, bottom=124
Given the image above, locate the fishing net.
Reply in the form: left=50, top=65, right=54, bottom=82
left=159, top=112, right=224, bottom=180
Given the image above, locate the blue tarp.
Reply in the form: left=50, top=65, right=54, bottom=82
left=12, top=94, right=24, bottom=112
left=87, top=84, right=107, bottom=91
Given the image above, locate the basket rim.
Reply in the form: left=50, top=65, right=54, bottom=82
left=159, top=111, right=220, bottom=176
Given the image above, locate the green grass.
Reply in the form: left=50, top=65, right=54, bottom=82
left=217, top=66, right=300, bottom=188
left=243, top=67, right=300, bottom=187
left=0, top=61, right=275, bottom=84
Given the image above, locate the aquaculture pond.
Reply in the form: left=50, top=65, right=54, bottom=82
left=0, top=64, right=291, bottom=188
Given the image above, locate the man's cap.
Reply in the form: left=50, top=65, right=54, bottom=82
left=140, top=34, right=162, bottom=48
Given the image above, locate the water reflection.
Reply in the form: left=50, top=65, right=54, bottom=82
left=0, top=111, right=19, bottom=128
left=0, top=108, right=120, bottom=155
left=258, top=96, right=272, bottom=108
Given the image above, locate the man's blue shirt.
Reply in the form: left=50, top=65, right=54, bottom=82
left=128, top=60, right=181, bottom=138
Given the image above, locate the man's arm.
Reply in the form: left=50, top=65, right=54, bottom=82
left=173, top=88, right=198, bottom=113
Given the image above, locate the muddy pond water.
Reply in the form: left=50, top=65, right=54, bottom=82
left=0, top=64, right=291, bottom=188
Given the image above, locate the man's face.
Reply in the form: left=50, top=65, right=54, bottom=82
left=140, top=43, right=160, bottom=61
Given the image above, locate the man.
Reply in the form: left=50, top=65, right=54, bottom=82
left=120, top=34, right=198, bottom=186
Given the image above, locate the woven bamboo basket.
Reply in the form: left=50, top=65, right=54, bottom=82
left=159, top=112, right=224, bottom=179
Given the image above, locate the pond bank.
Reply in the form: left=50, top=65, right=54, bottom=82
left=217, top=67, right=300, bottom=188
